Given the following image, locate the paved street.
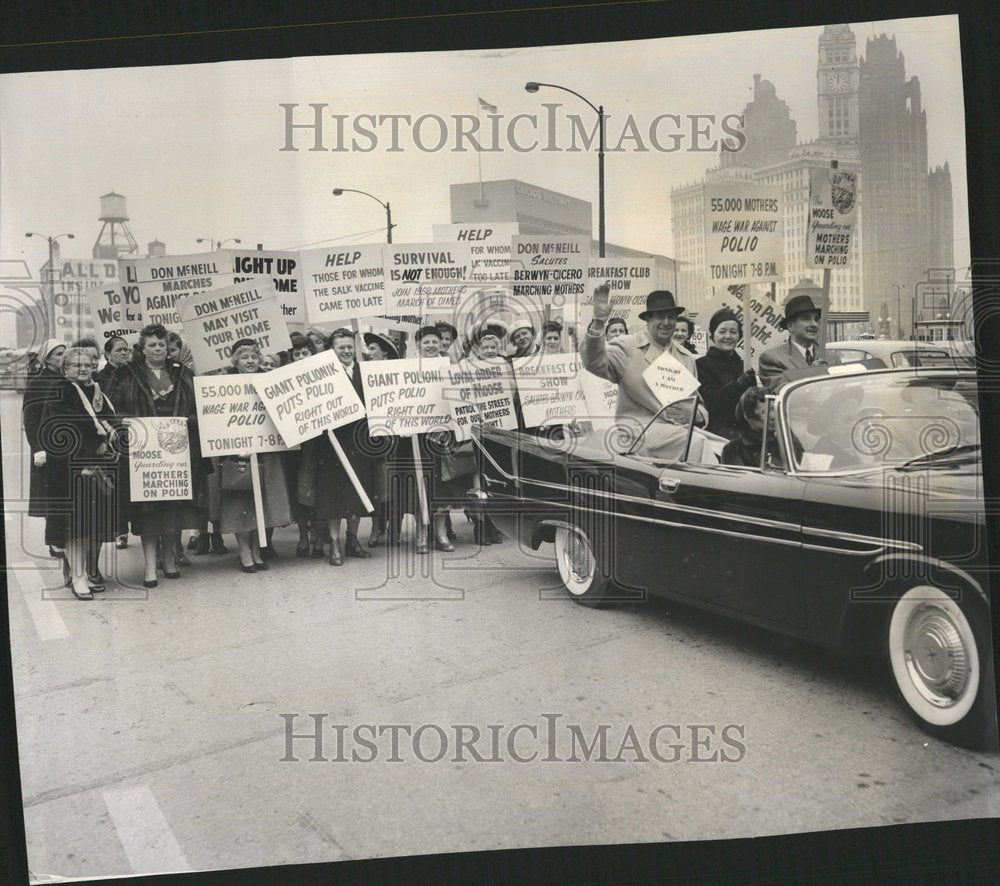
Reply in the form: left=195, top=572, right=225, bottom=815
left=3, top=390, right=998, bottom=880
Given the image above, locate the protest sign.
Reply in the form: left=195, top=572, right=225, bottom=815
left=693, top=286, right=783, bottom=370
left=642, top=349, right=701, bottom=408
left=510, top=235, right=589, bottom=328
left=582, top=258, right=656, bottom=329
left=511, top=353, right=589, bottom=428
left=465, top=358, right=518, bottom=431
left=443, top=363, right=481, bottom=443
left=299, top=244, right=386, bottom=326
left=179, top=279, right=291, bottom=374
left=229, top=249, right=305, bottom=329
left=119, top=252, right=233, bottom=330
left=433, top=223, right=518, bottom=282
left=703, top=182, right=783, bottom=285
left=127, top=417, right=192, bottom=502
left=382, top=243, right=474, bottom=315
left=579, top=370, right=619, bottom=429
left=194, top=374, right=293, bottom=457
left=251, top=350, right=365, bottom=448
left=361, top=356, right=453, bottom=437
left=86, top=284, right=142, bottom=350
left=806, top=168, right=859, bottom=269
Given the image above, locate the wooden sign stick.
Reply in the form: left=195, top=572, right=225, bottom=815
left=411, top=436, right=430, bottom=526
left=249, top=453, right=267, bottom=540
left=326, top=429, right=375, bottom=513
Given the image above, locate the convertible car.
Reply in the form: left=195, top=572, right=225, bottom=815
left=474, top=366, right=996, bottom=749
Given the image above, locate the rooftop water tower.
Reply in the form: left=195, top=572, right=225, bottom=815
left=93, top=191, right=139, bottom=259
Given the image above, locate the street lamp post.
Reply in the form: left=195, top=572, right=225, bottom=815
left=25, top=231, right=75, bottom=337
left=332, top=188, right=395, bottom=243
left=890, top=283, right=904, bottom=340
left=196, top=237, right=241, bottom=250
left=525, top=81, right=605, bottom=257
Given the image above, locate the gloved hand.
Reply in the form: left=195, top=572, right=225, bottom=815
left=33, top=451, right=47, bottom=467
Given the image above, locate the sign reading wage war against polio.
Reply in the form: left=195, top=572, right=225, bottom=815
left=512, top=353, right=589, bottom=429
left=299, top=244, right=386, bottom=326
left=362, top=356, right=453, bottom=437
left=250, top=350, right=365, bottom=448
left=228, top=249, right=306, bottom=329
left=179, top=279, right=292, bottom=374
left=127, top=417, right=192, bottom=502
left=703, top=181, right=783, bottom=285
left=806, top=168, right=858, bottom=269
left=119, top=252, right=234, bottom=330
left=381, top=243, right=474, bottom=315
left=194, top=375, right=293, bottom=457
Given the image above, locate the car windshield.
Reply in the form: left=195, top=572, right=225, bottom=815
left=784, top=372, right=980, bottom=473
left=890, top=348, right=949, bottom=367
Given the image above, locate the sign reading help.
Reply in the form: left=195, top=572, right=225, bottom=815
left=511, top=353, right=589, bottom=428
left=251, top=350, right=365, bottom=447
left=194, top=374, right=293, bottom=457
left=119, top=252, right=233, bottom=331
left=361, top=356, right=453, bottom=437
left=127, top=417, right=192, bottom=502
left=299, top=244, right=386, bottom=326
left=433, top=223, right=518, bottom=282
left=642, top=349, right=701, bottom=408
left=179, top=279, right=291, bottom=374
left=703, top=182, right=783, bottom=284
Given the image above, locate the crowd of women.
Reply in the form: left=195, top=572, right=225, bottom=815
left=21, top=319, right=507, bottom=600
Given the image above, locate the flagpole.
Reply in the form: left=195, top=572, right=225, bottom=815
left=477, top=98, right=485, bottom=205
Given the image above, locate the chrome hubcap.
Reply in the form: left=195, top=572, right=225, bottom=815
left=904, top=605, right=970, bottom=706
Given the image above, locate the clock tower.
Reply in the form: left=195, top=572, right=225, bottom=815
left=817, top=24, right=859, bottom=144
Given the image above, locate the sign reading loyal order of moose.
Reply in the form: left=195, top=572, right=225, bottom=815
left=299, top=244, right=386, bottom=326
left=381, top=243, right=474, bottom=315
left=703, top=181, right=783, bottom=285
left=251, top=350, right=365, bottom=448
left=119, top=252, right=233, bottom=330
left=194, top=374, right=293, bottom=457
left=179, top=279, right=291, bottom=374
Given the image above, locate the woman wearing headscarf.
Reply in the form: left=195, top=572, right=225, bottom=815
left=362, top=331, right=400, bottom=547
left=696, top=309, right=758, bottom=440
left=38, top=347, right=122, bottom=599
left=216, top=339, right=293, bottom=573
left=106, top=323, right=209, bottom=587
left=95, top=335, right=132, bottom=387
left=23, top=338, right=67, bottom=558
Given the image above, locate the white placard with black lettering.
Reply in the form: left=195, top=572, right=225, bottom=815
left=228, top=249, right=306, bottom=330
left=642, top=349, right=701, bottom=408
left=511, top=353, right=589, bottom=429
left=361, top=356, right=453, bottom=437
left=510, top=235, right=589, bottom=330
left=806, top=168, right=859, bottom=269
left=299, top=244, right=386, bottom=326
left=694, top=286, right=783, bottom=370
left=433, top=223, right=518, bottom=282
left=127, top=417, right=192, bottom=502
left=382, top=243, right=474, bottom=315
left=464, top=357, right=518, bottom=431
left=194, top=374, right=294, bottom=457
left=582, top=258, right=656, bottom=330
left=703, top=182, right=783, bottom=285
left=119, top=252, right=233, bottom=330
left=87, top=284, right=142, bottom=350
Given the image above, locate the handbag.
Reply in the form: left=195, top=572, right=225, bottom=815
left=440, top=440, right=477, bottom=482
left=220, top=457, right=253, bottom=491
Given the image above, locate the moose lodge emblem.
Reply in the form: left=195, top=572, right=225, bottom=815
left=831, top=171, right=857, bottom=215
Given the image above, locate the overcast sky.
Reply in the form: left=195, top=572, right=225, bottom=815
left=2, top=14, right=969, bottom=277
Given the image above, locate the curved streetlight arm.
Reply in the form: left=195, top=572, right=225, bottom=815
left=332, top=188, right=389, bottom=210
left=525, top=81, right=601, bottom=117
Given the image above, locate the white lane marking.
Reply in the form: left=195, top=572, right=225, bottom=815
left=9, top=562, right=69, bottom=641
left=103, top=786, right=191, bottom=874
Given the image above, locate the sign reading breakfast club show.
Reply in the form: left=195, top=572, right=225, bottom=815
left=127, top=416, right=193, bottom=502
left=432, top=223, right=518, bottom=282
left=381, top=242, right=474, bottom=315
left=86, top=283, right=143, bottom=349
left=179, top=279, right=292, bottom=373
left=510, top=235, right=589, bottom=327
left=511, top=353, right=589, bottom=427
left=582, top=258, right=656, bottom=328
left=119, top=251, right=234, bottom=330
left=251, top=349, right=365, bottom=447
left=361, top=356, right=453, bottom=436
left=194, top=374, right=293, bottom=457
left=228, top=248, right=306, bottom=329
left=703, top=181, right=783, bottom=284
left=806, top=168, right=859, bottom=268
left=299, top=243, right=387, bottom=326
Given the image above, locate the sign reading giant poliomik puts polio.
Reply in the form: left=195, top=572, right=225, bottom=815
left=703, top=182, right=783, bottom=285
left=361, top=356, right=453, bottom=437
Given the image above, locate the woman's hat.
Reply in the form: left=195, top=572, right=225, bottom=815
left=778, top=294, right=822, bottom=330
left=638, top=290, right=685, bottom=320
left=434, top=321, right=458, bottom=339
left=38, top=338, right=64, bottom=365
left=508, top=316, right=536, bottom=337
left=363, top=332, right=399, bottom=359
left=473, top=321, right=508, bottom=343
left=415, top=325, right=441, bottom=341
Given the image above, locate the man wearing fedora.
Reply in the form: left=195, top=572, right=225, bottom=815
left=757, top=293, right=837, bottom=390
left=582, top=285, right=704, bottom=458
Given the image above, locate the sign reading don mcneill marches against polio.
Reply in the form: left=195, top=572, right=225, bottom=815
left=299, top=244, right=386, bottom=327
left=179, top=279, right=291, bottom=374
left=382, top=243, right=474, bottom=315
left=194, top=374, right=294, bottom=457
left=127, top=416, right=192, bottom=502
left=228, top=249, right=306, bottom=329
left=806, top=168, right=858, bottom=269
left=251, top=350, right=365, bottom=448
left=119, top=252, right=233, bottom=330
left=361, top=356, right=453, bottom=437
left=703, top=182, right=783, bottom=285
